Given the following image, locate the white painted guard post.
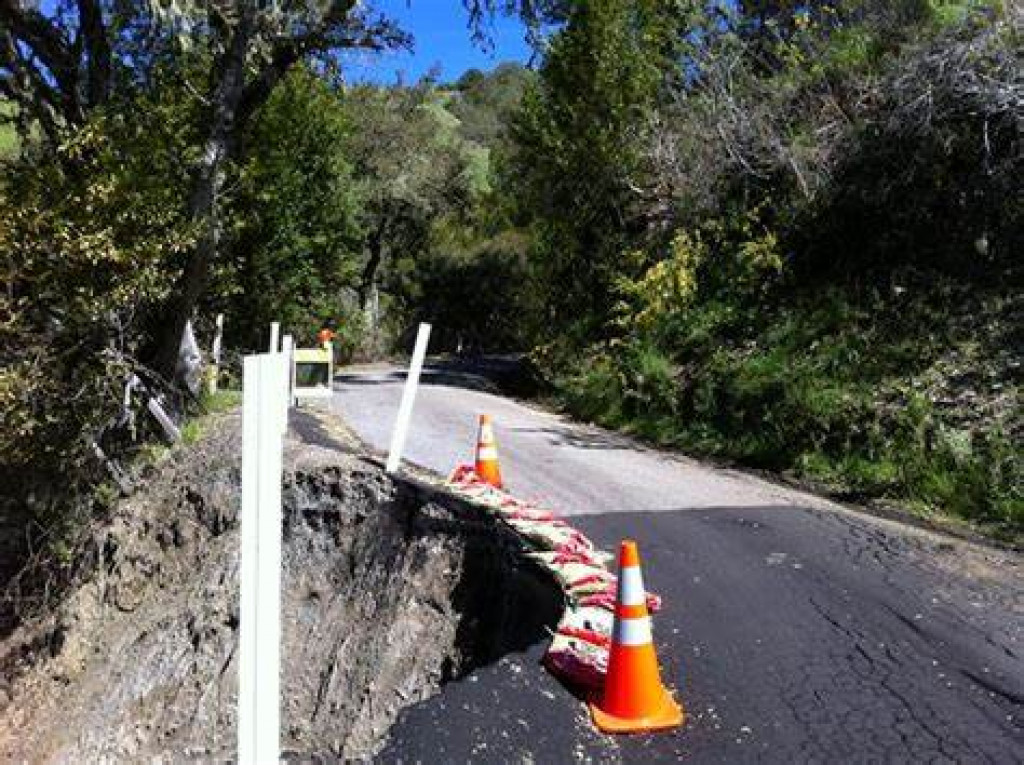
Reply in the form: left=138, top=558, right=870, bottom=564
left=281, top=334, right=294, bottom=429
left=269, top=321, right=280, bottom=354
left=386, top=323, right=431, bottom=474
left=207, top=313, right=224, bottom=396
left=238, top=349, right=288, bottom=764
left=213, top=313, right=224, bottom=365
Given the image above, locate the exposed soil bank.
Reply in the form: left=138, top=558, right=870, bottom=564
left=0, top=410, right=561, bottom=762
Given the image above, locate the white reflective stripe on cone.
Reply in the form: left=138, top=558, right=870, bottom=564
left=477, top=446, right=499, bottom=460
left=618, top=565, right=646, bottom=606
left=613, top=615, right=653, bottom=646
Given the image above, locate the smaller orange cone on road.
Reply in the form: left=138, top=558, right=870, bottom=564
left=590, top=540, right=684, bottom=734
left=474, top=414, right=503, bottom=488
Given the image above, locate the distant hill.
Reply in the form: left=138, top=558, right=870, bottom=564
left=446, top=62, right=533, bottom=148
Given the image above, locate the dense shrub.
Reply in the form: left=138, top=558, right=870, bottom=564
left=525, top=6, right=1022, bottom=533
left=555, top=279, right=1021, bottom=531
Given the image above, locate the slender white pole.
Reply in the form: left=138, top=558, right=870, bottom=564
left=239, top=353, right=285, bottom=764
left=255, top=354, right=283, bottom=760
left=212, top=313, right=224, bottom=365
left=238, top=356, right=259, bottom=764
left=269, top=322, right=280, bottom=354
left=281, top=334, right=294, bottom=429
left=386, top=323, right=431, bottom=474
left=326, top=341, right=334, bottom=395
left=208, top=313, right=224, bottom=396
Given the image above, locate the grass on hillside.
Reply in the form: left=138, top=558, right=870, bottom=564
left=553, top=276, right=1022, bottom=541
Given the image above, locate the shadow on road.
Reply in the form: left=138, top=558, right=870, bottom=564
left=336, top=355, right=542, bottom=398
left=335, top=366, right=499, bottom=394
left=507, top=425, right=631, bottom=451
left=337, top=368, right=497, bottom=391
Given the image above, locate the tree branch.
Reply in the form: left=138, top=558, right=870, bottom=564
left=75, top=0, right=112, bottom=108
left=236, top=5, right=410, bottom=134
left=0, top=0, right=85, bottom=128
left=1, top=29, right=62, bottom=143
left=0, top=0, right=77, bottom=96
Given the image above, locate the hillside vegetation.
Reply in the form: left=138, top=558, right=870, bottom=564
left=501, top=2, right=1022, bottom=535
left=0, top=102, right=16, bottom=156
left=0, top=0, right=1020, bottom=608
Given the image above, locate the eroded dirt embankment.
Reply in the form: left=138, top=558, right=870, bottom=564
left=0, top=410, right=561, bottom=762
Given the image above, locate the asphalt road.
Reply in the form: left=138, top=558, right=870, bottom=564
left=331, top=362, right=1024, bottom=764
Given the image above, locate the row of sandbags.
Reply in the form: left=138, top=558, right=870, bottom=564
left=445, top=464, right=662, bottom=692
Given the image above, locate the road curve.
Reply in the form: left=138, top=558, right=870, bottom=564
left=331, top=362, right=1024, bottom=764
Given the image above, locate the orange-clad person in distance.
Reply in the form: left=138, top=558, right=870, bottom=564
left=317, top=326, right=335, bottom=348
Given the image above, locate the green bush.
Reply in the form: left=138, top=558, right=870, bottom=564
left=559, top=350, right=625, bottom=427
left=552, top=282, right=1021, bottom=534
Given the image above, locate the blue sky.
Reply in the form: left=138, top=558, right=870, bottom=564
left=33, top=0, right=531, bottom=85
left=343, top=1, right=534, bottom=84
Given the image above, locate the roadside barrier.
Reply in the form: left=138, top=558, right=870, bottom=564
left=474, top=414, right=503, bottom=487
left=443, top=463, right=676, bottom=718
left=589, top=540, right=684, bottom=733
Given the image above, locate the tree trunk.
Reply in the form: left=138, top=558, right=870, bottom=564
left=150, top=9, right=255, bottom=380
left=357, top=216, right=388, bottom=309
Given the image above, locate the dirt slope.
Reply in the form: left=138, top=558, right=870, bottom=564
left=0, top=409, right=559, bottom=762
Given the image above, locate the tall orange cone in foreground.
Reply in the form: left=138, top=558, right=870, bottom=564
left=475, top=414, right=503, bottom=488
left=590, top=539, right=684, bottom=733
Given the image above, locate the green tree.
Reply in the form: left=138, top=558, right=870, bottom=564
left=222, top=67, right=363, bottom=350
left=502, top=0, right=689, bottom=338
left=0, top=0, right=555, bottom=378
left=1, top=0, right=410, bottom=377
left=0, top=91, right=197, bottom=545
left=344, top=81, right=486, bottom=343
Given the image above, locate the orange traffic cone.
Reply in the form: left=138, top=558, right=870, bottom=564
left=590, top=540, right=684, bottom=734
left=474, top=414, right=503, bottom=488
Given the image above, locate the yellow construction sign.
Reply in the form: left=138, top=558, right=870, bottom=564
left=292, top=345, right=333, bottom=399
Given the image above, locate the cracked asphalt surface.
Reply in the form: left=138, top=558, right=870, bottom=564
left=330, top=362, right=1024, bottom=764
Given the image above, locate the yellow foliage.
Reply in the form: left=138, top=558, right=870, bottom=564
left=739, top=228, right=783, bottom=277
left=615, top=231, right=706, bottom=333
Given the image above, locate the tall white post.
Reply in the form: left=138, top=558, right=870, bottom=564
left=239, top=357, right=258, bottom=764
left=269, top=322, right=280, bottom=354
left=386, top=323, right=431, bottom=474
left=255, top=354, right=283, bottom=762
left=207, top=313, right=224, bottom=396
left=326, top=341, right=334, bottom=391
left=213, top=313, right=224, bottom=365
left=239, top=353, right=285, bottom=764
left=281, top=334, right=294, bottom=429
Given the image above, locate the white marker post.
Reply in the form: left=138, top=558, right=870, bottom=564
left=239, top=353, right=286, bottom=764
left=386, top=323, right=431, bottom=474
left=207, top=313, right=224, bottom=396
left=213, top=313, right=224, bottom=365
left=281, top=334, right=294, bottom=429
left=268, top=322, right=280, bottom=354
